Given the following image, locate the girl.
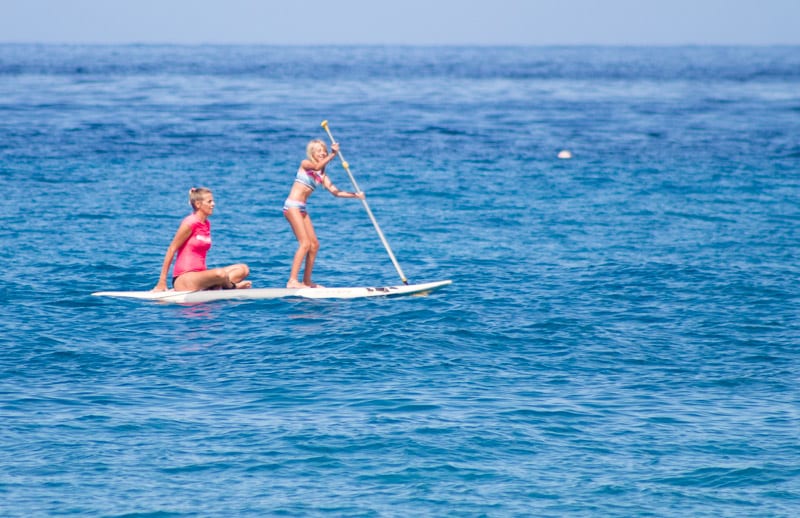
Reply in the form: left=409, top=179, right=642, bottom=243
left=153, top=187, right=251, bottom=292
left=283, top=139, right=364, bottom=288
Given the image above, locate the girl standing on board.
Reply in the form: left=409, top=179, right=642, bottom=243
left=284, top=139, right=364, bottom=288
left=153, top=187, right=251, bottom=292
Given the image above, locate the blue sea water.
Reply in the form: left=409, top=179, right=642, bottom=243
left=1, top=44, right=799, bottom=516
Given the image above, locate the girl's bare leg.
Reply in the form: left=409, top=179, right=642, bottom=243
left=285, top=209, right=313, bottom=288
left=300, top=216, right=321, bottom=287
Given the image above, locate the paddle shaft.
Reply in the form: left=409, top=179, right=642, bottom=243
left=320, top=120, right=408, bottom=285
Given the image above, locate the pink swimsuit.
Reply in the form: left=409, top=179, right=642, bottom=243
left=173, top=213, right=211, bottom=278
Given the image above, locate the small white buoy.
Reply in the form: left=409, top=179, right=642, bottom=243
left=557, top=150, right=573, bottom=159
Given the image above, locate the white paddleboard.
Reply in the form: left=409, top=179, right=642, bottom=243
left=92, top=280, right=452, bottom=304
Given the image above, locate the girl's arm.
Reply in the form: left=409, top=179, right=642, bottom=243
left=321, top=174, right=365, bottom=199
left=301, top=143, right=340, bottom=171
left=152, top=223, right=193, bottom=291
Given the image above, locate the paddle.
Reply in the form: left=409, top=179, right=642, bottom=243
left=320, top=120, right=409, bottom=285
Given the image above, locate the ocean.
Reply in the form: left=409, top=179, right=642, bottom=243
left=1, top=44, right=798, bottom=516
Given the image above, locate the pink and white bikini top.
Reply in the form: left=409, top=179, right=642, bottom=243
left=294, top=166, right=325, bottom=191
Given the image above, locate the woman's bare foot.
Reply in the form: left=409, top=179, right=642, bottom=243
left=234, top=281, right=252, bottom=289
left=308, top=283, right=325, bottom=288
left=286, top=279, right=309, bottom=289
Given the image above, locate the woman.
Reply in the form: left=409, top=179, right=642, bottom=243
left=283, top=139, right=364, bottom=288
left=153, top=187, right=251, bottom=292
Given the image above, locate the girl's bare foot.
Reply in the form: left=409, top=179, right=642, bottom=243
left=286, top=279, right=309, bottom=289
left=308, top=283, right=325, bottom=288
left=235, top=281, right=252, bottom=289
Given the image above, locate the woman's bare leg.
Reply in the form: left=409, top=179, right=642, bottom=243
left=174, top=269, right=228, bottom=291
left=174, top=264, right=250, bottom=291
left=223, top=263, right=251, bottom=288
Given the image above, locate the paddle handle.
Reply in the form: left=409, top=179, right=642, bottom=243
left=321, top=120, right=408, bottom=285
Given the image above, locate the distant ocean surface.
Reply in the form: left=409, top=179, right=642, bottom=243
left=1, top=45, right=799, bottom=516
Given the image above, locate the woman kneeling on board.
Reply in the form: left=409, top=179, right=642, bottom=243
left=284, top=139, right=364, bottom=288
left=153, top=187, right=251, bottom=292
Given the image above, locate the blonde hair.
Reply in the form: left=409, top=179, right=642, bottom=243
left=188, top=187, right=212, bottom=210
left=306, top=139, right=327, bottom=161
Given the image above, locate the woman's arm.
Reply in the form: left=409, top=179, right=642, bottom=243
left=152, top=223, right=193, bottom=291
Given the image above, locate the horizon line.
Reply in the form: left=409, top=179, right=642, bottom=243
left=2, top=41, right=799, bottom=48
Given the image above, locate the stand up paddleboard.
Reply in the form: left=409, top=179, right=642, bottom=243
left=93, top=280, right=452, bottom=304
left=95, top=122, right=450, bottom=305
